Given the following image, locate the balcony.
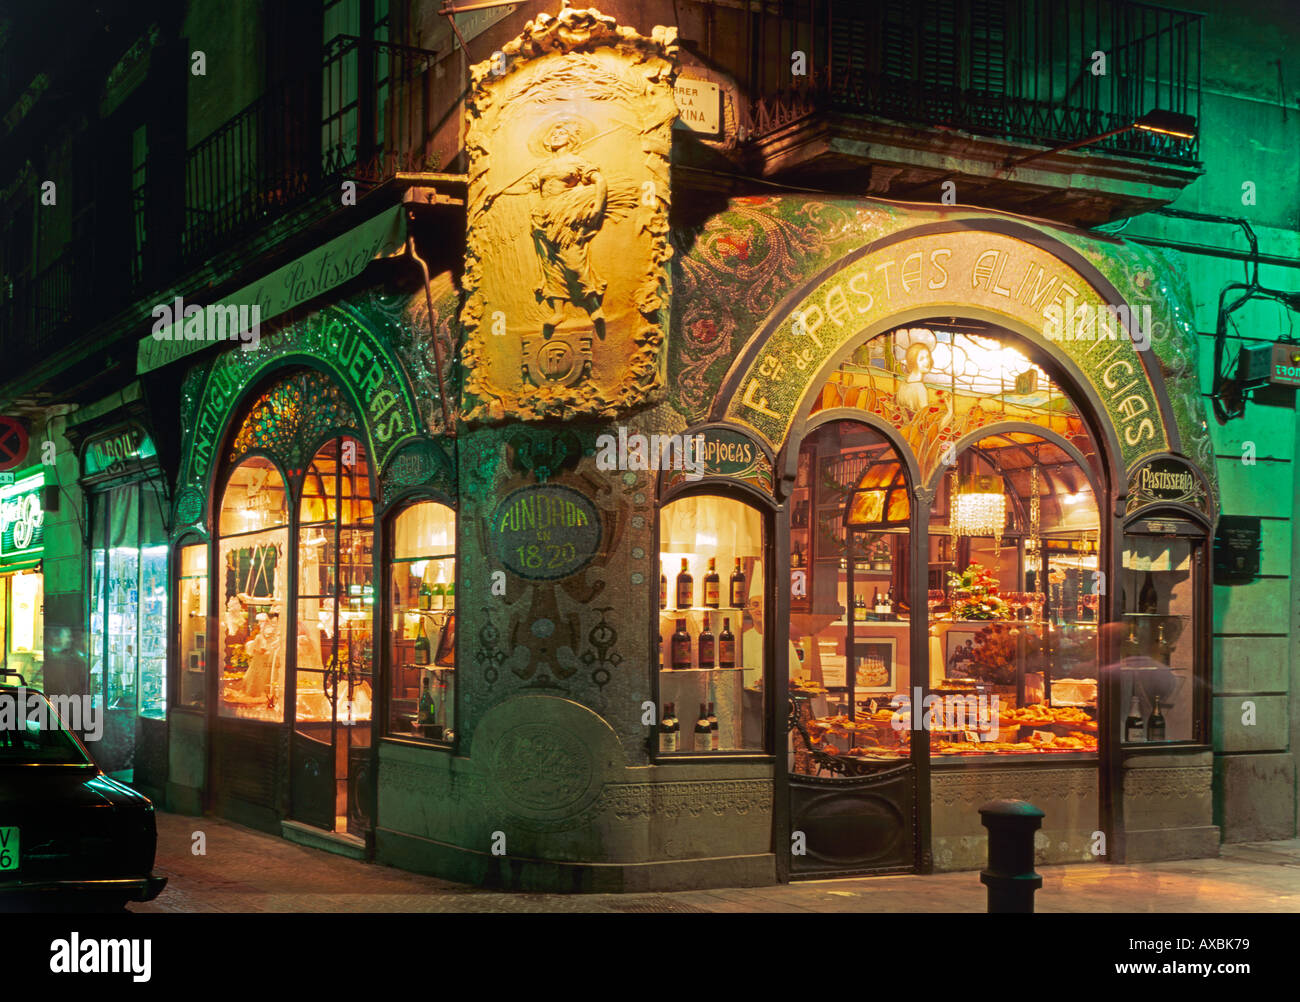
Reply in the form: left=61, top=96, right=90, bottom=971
left=736, top=0, right=1203, bottom=225
left=180, top=34, right=442, bottom=267
left=0, top=36, right=444, bottom=386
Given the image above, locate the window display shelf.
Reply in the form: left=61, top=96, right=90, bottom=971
left=659, top=666, right=745, bottom=674
left=660, top=606, right=746, bottom=615
left=1123, top=612, right=1187, bottom=618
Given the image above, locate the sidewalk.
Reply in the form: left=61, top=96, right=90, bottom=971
left=132, top=811, right=1300, bottom=913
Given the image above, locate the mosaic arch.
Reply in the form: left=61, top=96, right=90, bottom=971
left=708, top=218, right=1186, bottom=480
left=174, top=302, right=422, bottom=528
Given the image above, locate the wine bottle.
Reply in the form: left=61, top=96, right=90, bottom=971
left=430, top=564, right=446, bottom=612
left=718, top=618, right=736, bottom=670
left=704, top=558, right=720, bottom=608
left=659, top=571, right=667, bottom=610
left=1138, top=571, right=1158, bottom=614
left=676, top=558, right=693, bottom=610
left=445, top=574, right=455, bottom=609
left=694, top=703, right=712, bottom=752
left=418, top=676, right=435, bottom=724
left=1147, top=695, right=1166, bottom=741
left=414, top=618, right=431, bottom=666
left=871, top=587, right=882, bottom=618
left=1154, top=623, right=1172, bottom=665
left=729, top=559, right=746, bottom=608
left=707, top=701, right=720, bottom=751
left=884, top=587, right=894, bottom=619
left=659, top=702, right=679, bottom=753
left=418, top=572, right=432, bottom=611
left=699, top=621, right=716, bottom=669
left=671, top=619, right=692, bottom=670
left=1124, top=694, right=1145, bottom=742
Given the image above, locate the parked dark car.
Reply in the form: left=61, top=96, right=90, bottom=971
left=0, top=673, right=166, bottom=911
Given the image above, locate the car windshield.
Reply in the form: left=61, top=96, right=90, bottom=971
left=0, top=687, right=92, bottom=765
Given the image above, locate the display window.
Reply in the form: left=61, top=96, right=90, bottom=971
left=1118, top=521, right=1206, bottom=745
left=657, top=494, right=767, bottom=754
left=217, top=457, right=289, bottom=720
left=387, top=500, right=456, bottom=742
left=3, top=571, right=43, bottom=677
left=176, top=542, right=208, bottom=709
left=88, top=482, right=168, bottom=722
left=925, top=429, right=1101, bottom=759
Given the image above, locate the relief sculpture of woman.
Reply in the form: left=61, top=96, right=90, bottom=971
left=487, top=119, right=609, bottom=339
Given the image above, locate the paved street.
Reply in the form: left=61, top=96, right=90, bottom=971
left=130, top=811, right=1300, bottom=913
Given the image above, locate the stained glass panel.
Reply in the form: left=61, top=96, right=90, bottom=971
left=229, top=369, right=360, bottom=472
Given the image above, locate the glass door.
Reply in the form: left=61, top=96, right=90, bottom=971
left=292, top=437, right=374, bottom=834
left=785, top=420, right=919, bottom=876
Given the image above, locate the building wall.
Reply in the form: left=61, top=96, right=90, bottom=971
left=1121, top=0, right=1300, bottom=840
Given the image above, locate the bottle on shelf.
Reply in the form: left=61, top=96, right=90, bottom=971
left=871, top=587, right=881, bottom=619
left=1124, top=694, right=1145, bottom=742
left=671, top=619, right=692, bottom=670
left=1138, top=570, right=1158, bottom=614
left=699, top=621, right=716, bottom=669
left=659, top=570, right=667, bottom=610
left=418, top=571, right=433, bottom=611
left=792, top=546, right=803, bottom=569
left=1154, top=623, right=1172, bottom=665
left=418, top=676, right=435, bottom=725
left=414, top=618, right=431, bottom=666
left=659, top=703, right=679, bottom=753
left=445, top=573, right=455, bottom=609
left=707, top=701, right=719, bottom=751
left=704, top=558, right=721, bottom=609
left=676, top=558, right=693, bottom=610
left=695, top=703, right=712, bottom=752
left=884, top=587, right=894, bottom=620
left=1147, top=695, right=1166, bottom=741
left=729, top=559, right=746, bottom=608
left=430, top=564, right=446, bottom=612
left=718, top=618, right=736, bottom=670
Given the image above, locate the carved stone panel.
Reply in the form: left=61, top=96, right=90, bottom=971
left=461, top=7, right=679, bottom=421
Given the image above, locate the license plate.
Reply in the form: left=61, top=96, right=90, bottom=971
left=0, top=827, right=16, bottom=871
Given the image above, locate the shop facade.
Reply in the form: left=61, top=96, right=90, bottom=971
left=125, top=6, right=1223, bottom=890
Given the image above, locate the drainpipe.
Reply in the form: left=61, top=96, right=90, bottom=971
left=404, top=224, right=455, bottom=437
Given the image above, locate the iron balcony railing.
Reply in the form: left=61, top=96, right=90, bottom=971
left=182, top=34, right=441, bottom=264
left=742, top=0, right=1202, bottom=164
left=0, top=247, right=90, bottom=373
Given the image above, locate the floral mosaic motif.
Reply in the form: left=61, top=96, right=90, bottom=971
left=670, top=197, right=897, bottom=421
left=228, top=369, right=359, bottom=470
left=475, top=610, right=509, bottom=688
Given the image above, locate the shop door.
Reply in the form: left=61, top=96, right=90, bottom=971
left=289, top=437, right=375, bottom=835
left=785, top=421, right=921, bottom=877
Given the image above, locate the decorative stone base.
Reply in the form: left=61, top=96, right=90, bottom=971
left=375, top=826, right=776, bottom=893
left=1124, top=826, right=1220, bottom=863
left=282, top=820, right=367, bottom=860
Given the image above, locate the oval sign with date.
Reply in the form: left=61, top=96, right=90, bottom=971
left=492, top=485, right=602, bottom=581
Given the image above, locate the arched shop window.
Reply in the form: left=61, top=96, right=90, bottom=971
left=217, top=457, right=289, bottom=720
left=387, top=501, right=457, bottom=742
left=658, top=494, right=767, bottom=753
left=793, top=323, right=1111, bottom=769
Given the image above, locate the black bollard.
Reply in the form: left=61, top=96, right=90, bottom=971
left=978, top=799, right=1044, bottom=913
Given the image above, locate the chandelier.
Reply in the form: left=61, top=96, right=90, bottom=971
left=950, top=474, right=1006, bottom=540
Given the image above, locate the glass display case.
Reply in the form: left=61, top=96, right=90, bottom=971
left=177, top=543, right=208, bottom=709
left=657, top=495, right=765, bottom=753
left=388, top=501, right=456, bottom=742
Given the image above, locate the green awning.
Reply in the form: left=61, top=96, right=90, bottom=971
left=136, top=205, right=408, bottom=375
